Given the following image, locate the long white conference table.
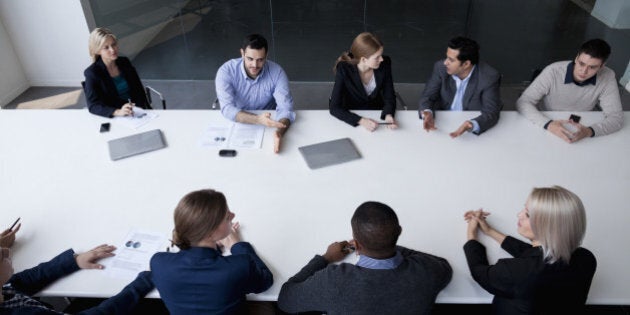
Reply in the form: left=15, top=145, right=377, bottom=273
left=0, top=109, right=628, bottom=305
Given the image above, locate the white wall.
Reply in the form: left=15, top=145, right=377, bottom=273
left=0, top=0, right=91, bottom=87
left=0, top=17, right=28, bottom=107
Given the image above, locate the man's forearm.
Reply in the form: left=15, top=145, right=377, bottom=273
left=235, top=110, right=260, bottom=125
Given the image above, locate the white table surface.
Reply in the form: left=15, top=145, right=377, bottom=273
left=0, top=109, right=628, bottom=304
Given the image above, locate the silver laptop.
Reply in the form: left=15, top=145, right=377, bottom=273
left=298, top=138, right=361, bottom=169
left=108, top=129, right=166, bottom=161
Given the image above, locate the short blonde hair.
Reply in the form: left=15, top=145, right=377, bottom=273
left=88, top=28, right=117, bottom=62
left=527, top=186, right=586, bottom=264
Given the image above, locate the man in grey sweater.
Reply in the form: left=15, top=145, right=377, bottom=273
left=516, top=38, right=623, bottom=143
left=277, top=201, right=452, bottom=315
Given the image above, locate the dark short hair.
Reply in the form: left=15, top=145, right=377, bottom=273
left=577, top=38, right=611, bottom=62
left=242, top=34, right=268, bottom=53
left=448, top=36, right=480, bottom=65
left=351, top=201, right=401, bottom=257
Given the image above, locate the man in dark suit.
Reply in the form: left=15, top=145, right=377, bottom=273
left=419, top=36, right=502, bottom=137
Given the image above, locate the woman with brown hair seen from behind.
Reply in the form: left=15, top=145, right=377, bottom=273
left=329, top=32, right=397, bottom=131
left=150, top=189, right=273, bottom=315
left=463, top=186, right=596, bottom=314
left=83, top=28, right=150, bottom=117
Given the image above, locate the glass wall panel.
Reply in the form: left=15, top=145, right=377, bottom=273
left=82, top=0, right=630, bottom=84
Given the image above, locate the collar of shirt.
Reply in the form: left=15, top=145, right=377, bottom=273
left=356, top=250, right=403, bottom=270
left=239, top=58, right=266, bottom=83
left=451, top=64, right=475, bottom=86
left=565, top=61, right=596, bottom=86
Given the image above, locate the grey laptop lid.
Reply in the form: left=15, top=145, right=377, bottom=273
left=298, top=138, right=361, bottom=169
left=108, top=129, right=166, bottom=161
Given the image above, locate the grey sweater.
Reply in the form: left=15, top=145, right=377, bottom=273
left=277, top=246, right=452, bottom=315
left=516, top=61, right=623, bottom=136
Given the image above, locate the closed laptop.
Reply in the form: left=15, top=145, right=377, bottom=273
left=298, top=137, right=361, bottom=169
left=108, top=129, right=166, bottom=161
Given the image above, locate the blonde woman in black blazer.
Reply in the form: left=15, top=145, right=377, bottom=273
left=83, top=28, right=149, bottom=118
left=463, top=186, right=596, bottom=315
left=329, top=32, right=397, bottom=131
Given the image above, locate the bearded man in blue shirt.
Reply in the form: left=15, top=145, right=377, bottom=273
left=215, top=34, right=296, bottom=154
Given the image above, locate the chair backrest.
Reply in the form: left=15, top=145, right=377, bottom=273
left=395, top=91, right=408, bottom=110
left=145, top=86, right=166, bottom=110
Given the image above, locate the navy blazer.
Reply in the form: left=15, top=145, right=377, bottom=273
left=464, top=237, right=596, bottom=315
left=83, top=56, right=149, bottom=118
left=419, top=60, right=502, bottom=134
left=329, top=56, right=396, bottom=126
left=1, top=249, right=154, bottom=315
left=151, top=242, right=273, bottom=315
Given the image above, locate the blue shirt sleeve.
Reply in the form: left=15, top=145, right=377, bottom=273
left=470, top=119, right=481, bottom=134
left=270, top=66, right=296, bottom=123
left=216, top=61, right=241, bottom=122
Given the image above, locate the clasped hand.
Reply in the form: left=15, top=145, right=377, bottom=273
left=464, top=209, right=491, bottom=240
left=359, top=114, right=397, bottom=132
left=547, top=120, right=592, bottom=143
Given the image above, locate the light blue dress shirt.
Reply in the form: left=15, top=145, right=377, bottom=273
left=450, top=66, right=480, bottom=133
left=356, top=250, right=403, bottom=270
left=215, top=58, right=295, bottom=122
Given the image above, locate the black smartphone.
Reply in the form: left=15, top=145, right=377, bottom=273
left=100, top=122, right=111, bottom=133
left=569, top=114, right=581, bottom=123
left=219, top=149, right=237, bottom=157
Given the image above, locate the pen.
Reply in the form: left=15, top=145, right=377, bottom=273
left=128, top=98, right=134, bottom=117
left=8, top=217, right=20, bottom=231
left=343, top=245, right=356, bottom=252
left=378, top=122, right=394, bottom=125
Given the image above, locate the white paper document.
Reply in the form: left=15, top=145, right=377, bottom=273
left=199, top=123, right=264, bottom=149
left=114, top=107, right=159, bottom=129
left=102, top=228, right=167, bottom=279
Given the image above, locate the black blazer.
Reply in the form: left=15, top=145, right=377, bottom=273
left=419, top=60, right=502, bottom=134
left=464, top=237, right=596, bottom=315
left=329, top=55, right=396, bottom=126
left=83, top=56, right=148, bottom=117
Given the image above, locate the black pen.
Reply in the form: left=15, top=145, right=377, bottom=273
left=378, top=122, right=394, bottom=125
left=8, top=217, right=20, bottom=231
